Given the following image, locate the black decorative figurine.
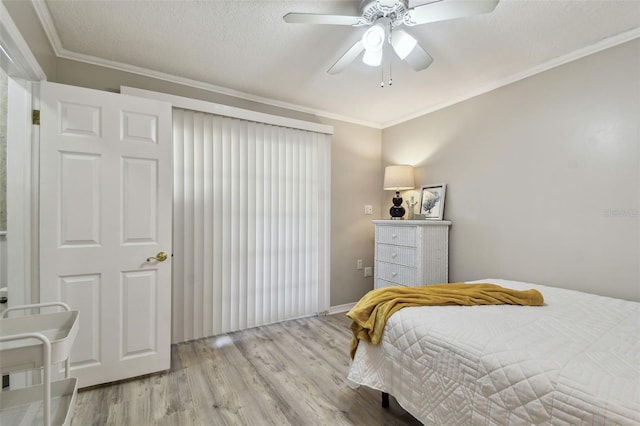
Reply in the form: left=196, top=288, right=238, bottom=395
left=389, top=190, right=405, bottom=219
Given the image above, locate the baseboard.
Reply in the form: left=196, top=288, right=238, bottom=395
left=327, top=302, right=356, bottom=315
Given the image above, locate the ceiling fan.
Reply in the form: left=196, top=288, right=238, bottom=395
left=283, top=0, right=499, bottom=74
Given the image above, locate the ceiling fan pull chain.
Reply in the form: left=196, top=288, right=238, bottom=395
left=380, top=68, right=384, bottom=88
left=388, top=22, right=393, bottom=87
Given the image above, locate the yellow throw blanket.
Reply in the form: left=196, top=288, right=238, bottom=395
left=347, top=283, right=544, bottom=359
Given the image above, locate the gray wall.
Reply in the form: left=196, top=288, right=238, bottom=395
left=321, top=118, right=381, bottom=305
left=383, top=39, right=640, bottom=301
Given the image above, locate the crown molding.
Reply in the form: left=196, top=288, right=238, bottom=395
left=382, top=26, right=640, bottom=128
left=31, top=0, right=63, bottom=56
left=30, top=0, right=639, bottom=130
left=0, top=2, right=46, bottom=80
left=58, top=47, right=383, bottom=129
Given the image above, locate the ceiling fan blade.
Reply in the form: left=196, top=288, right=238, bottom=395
left=328, top=41, right=365, bottom=75
left=283, top=13, right=362, bottom=26
left=406, top=0, right=499, bottom=25
left=402, top=41, right=433, bottom=71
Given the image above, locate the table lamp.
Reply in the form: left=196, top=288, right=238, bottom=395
left=383, top=165, right=415, bottom=219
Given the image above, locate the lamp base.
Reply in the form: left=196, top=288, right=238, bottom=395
left=389, top=206, right=405, bottom=219
left=389, top=191, right=405, bottom=219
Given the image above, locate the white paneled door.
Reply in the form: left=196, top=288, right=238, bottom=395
left=39, top=82, right=172, bottom=387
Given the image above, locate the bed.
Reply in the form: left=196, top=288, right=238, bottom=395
left=347, top=279, right=640, bottom=425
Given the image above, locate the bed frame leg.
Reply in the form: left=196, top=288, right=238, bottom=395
left=381, top=392, right=390, bottom=408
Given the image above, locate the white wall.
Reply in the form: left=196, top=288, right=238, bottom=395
left=383, top=39, right=640, bottom=301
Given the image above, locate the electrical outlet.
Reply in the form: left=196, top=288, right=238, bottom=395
left=364, top=205, right=373, bottom=215
left=364, top=267, right=373, bottom=277
left=356, top=259, right=363, bottom=270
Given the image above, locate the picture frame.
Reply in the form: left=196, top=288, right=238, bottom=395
left=419, top=183, right=446, bottom=220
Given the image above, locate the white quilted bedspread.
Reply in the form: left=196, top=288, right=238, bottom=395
left=348, top=279, right=640, bottom=425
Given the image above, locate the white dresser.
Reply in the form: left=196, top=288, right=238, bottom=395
left=374, top=220, right=451, bottom=289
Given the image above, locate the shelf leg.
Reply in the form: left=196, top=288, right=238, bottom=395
left=40, top=337, right=52, bottom=426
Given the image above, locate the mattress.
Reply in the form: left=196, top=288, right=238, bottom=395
left=347, top=279, right=640, bottom=425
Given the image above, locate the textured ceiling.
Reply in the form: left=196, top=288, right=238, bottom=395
left=35, top=0, right=640, bottom=127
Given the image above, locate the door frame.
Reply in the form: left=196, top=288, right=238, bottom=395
left=6, top=78, right=39, bottom=308
left=2, top=4, right=47, bottom=389
left=1, top=2, right=47, bottom=308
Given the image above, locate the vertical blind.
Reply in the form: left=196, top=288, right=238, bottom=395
left=172, top=108, right=331, bottom=343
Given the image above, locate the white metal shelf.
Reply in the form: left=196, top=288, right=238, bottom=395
left=0, top=377, right=77, bottom=426
left=0, top=302, right=79, bottom=426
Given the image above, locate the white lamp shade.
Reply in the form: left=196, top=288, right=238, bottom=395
left=361, top=23, right=385, bottom=66
left=361, top=23, right=385, bottom=51
left=383, top=165, right=415, bottom=190
left=391, top=29, right=417, bottom=60
left=362, top=48, right=383, bottom=66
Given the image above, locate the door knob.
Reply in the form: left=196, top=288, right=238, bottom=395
left=146, top=251, right=168, bottom=262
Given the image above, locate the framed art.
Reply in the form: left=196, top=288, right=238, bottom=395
left=419, top=184, right=446, bottom=220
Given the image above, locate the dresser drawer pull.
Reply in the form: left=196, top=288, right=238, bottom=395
left=391, top=253, right=397, bottom=258
left=391, top=272, right=397, bottom=277
left=392, top=234, right=397, bottom=239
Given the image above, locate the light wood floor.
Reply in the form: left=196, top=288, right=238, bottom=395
left=71, top=313, right=421, bottom=425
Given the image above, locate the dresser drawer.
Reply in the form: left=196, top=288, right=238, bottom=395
left=376, top=261, right=416, bottom=285
left=376, top=244, right=416, bottom=267
left=376, top=225, right=416, bottom=247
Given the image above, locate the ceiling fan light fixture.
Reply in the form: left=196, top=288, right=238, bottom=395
left=362, top=48, right=383, bottom=66
left=284, top=0, right=501, bottom=75
left=391, top=29, right=417, bottom=60
left=361, top=22, right=385, bottom=67
left=361, top=23, right=385, bottom=51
